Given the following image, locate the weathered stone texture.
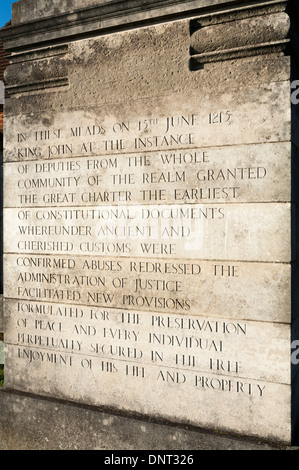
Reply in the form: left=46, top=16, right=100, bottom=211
left=1, top=0, right=298, bottom=447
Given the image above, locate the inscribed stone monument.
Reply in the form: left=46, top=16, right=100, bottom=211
left=0, top=0, right=299, bottom=447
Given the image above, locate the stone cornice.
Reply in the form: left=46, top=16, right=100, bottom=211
left=189, top=0, right=291, bottom=67
left=0, top=0, right=285, bottom=51
left=4, top=45, right=69, bottom=95
left=1, top=0, right=297, bottom=92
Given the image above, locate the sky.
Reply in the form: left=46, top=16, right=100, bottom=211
left=0, top=0, right=15, bottom=28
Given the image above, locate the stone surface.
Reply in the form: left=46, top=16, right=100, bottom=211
left=3, top=83, right=291, bottom=162
left=1, top=0, right=299, bottom=448
left=3, top=0, right=274, bottom=51
left=10, top=0, right=250, bottom=26
left=4, top=300, right=291, bottom=383
left=10, top=0, right=248, bottom=26
left=3, top=257, right=291, bottom=322
left=2, top=203, right=292, bottom=261
left=3, top=142, right=292, bottom=205
left=0, top=389, right=288, bottom=451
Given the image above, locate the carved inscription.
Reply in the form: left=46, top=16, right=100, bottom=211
left=3, top=255, right=291, bottom=322
left=3, top=88, right=292, bottom=424
left=5, top=141, right=291, bottom=207
left=5, top=301, right=290, bottom=392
